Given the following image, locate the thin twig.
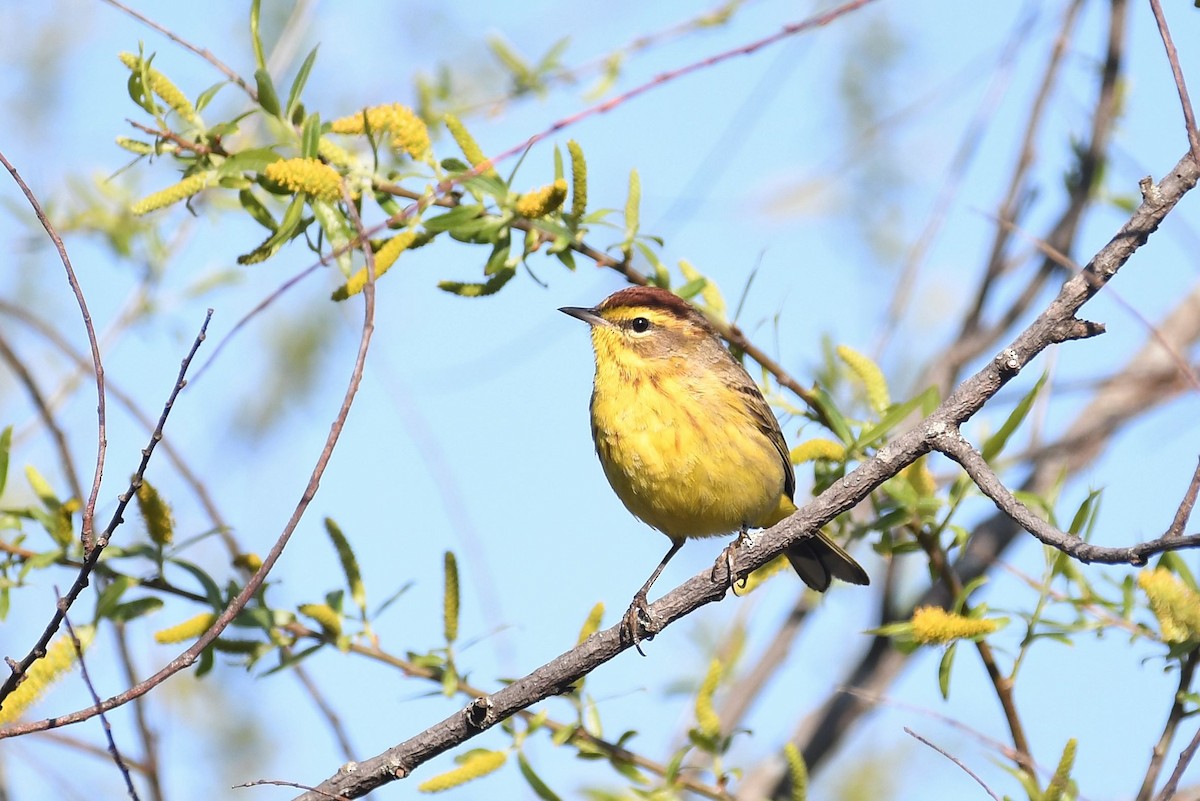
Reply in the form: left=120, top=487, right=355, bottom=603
left=0, top=310, right=211, bottom=708
left=0, top=148, right=107, bottom=550
left=936, top=426, right=1200, bottom=565
left=1156, top=724, right=1200, bottom=801
left=113, top=625, right=163, bottom=801
left=1138, top=650, right=1199, bottom=801
left=904, top=727, right=1002, bottom=801
left=61, top=605, right=140, bottom=800
left=1147, top=0, right=1200, bottom=167
left=1166, top=459, right=1200, bottom=539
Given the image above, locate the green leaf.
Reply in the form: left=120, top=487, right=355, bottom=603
left=484, top=244, right=512, bottom=276
left=516, top=752, right=562, bottom=801
left=301, top=113, right=322, bottom=160
left=324, top=518, right=366, bottom=617
left=109, top=597, right=165, bottom=623
left=937, top=642, right=957, bottom=699
left=95, top=574, right=136, bottom=620
left=126, top=71, right=158, bottom=116
left=195, top=81, right=226, bottom=113
left=982, top=373, right=1047, bottom=461
left=218, top=147, right=281, bottom=178
left=622, top=168, right=640, bottom=256
left=255, top=68, right=281, bottom=117
left=423, top=204, right=485, bottom=233
left=0, top=425, right=11, bottom=498
left=438, top=266, right=516, bottom=297
left=676, top=277, right=706, bottom=299
left=286, top=46, right=319, bottom=118
left=249, top=0, right=266, bottom=70
left=237, top=195, right=307, bottom=264
left=167, top=558, right=224, bottom=606
left=857, top=386, right=940, bottom=451
left=239, top=189, right=277, bottom=231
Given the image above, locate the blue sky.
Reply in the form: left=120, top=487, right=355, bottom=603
left=2, top=1, right=1200, bottom=799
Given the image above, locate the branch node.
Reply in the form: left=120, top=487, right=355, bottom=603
left=1140, top=176, right=1166, bottom=207
left=337, top=761, right=358, bottom=775
left=994, top=348, right=1022, bottom=374
left=464, top=694, right=494, bottom=729
left=1052, top=318, right=1106, bottom=343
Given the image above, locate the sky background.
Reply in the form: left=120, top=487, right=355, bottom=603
left=2, top=1, right=1200, bottom=800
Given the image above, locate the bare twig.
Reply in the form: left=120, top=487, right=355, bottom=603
left=1138, top=650, right=1199, bottom=801
left=0, top=310, right=211, bottom=710
left=113, top=625, right=163, bottom=801
left=1167, top=459, right=1200, bottom=539
left=1147, top=0, right=1200, bottom=167
left=936, top=427, right=1200, bottom=565
left=904, top=727, right=1002, bottom=801
left=1157, top=724, right=1200, bottom=801
left=61, top=608, right=140, bottom=801
left=0, top=148, right=107, bottom=551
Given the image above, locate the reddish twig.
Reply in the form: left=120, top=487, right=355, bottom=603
left=60, top=608, right=140, bottom=801
left=0, top=148, right=107, bottom=551
left=1156, top=724, right=1200, bottom=801
left=904, top=727, right=1002, bottom=801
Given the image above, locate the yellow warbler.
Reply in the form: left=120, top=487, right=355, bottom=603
left=561, top=286, right=868, bottom=649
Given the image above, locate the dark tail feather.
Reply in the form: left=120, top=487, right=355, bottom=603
left=784, top=532, right=870, bottom=591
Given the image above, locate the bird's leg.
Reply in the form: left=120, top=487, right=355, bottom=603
left=623, top=540, right=684, bottom=656
left=712, top=526, right=755, bottom=595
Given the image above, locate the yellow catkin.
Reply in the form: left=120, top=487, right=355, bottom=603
left=417, top=750, right=507, bottom=793
left=329, top=103, right=430, bottom=159
left=443, top=114, right=495, bottom=176
left=136, top=479, right=174, bottom=546
left=784, top=743, right=809, bottom=801
left=264, top=158, right=342, bottom=203
left=298, top=603, right=342, bottom=637
left=575, top=602, right=605, bottom=645
left=1043, top=738, right=1077, bottom=801
left=116, top=137, right=154, bottom=155
left=911, top=606, right=999, bottom=645
left=331, top=231, right=418, bottom=301
left=317, top=137, right=356, bottom=168
left=567, top=139, right=587, bottom=223
left=118, top=52, right=201, bottom=127
left=694, top=658, right=722, bottom=738
left=154, top=612, right=217, bottom=644
left=740, top=554, right=791, bottom=594
left=836, top=345, right=890, bottom=414
left=443, top=551, right=460, bottom=644
left=789, top=438, right=846, bottom=464
left=1138, top=568, right=1200, bottom=643
left=514, top=179, right=567, bottom=218
left=130, top=172, right=209, bottom=215
left=0, top=626, right=94, bottom=725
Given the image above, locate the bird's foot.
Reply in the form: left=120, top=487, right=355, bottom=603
left=622, top=590, right=653, bottom=656
left=711, top=528, right=755, bottom=595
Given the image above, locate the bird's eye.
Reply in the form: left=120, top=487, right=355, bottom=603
left=630, top=317, right=651, bottom=333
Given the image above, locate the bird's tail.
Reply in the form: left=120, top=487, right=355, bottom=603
left=764, top=497, right=869, bottom=591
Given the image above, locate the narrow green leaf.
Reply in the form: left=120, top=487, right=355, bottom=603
left=95, top=574, right=136, bottom=620
left=0, top=425, right=11, bottom=498
left=423, top=204, right=485, bottom=233
left=167, top=558, right=224, bottom=606
left=218, top=147, right=281, bottom=178
left=239, top=189, right=277, bottom=231
left=195, top=81, right=225, bottom=113
left=254, top=68, right=281, bottom=117
left=937, top=642, right=957, bottom=699
left=516, top=752, right=562, bottom=801
left=857, top=386, right=940, bottom=451
left=675, top=277, right=706, bottom=299
left=249, top=0, right=266, bottom=70
left=438, top=266, right=516, bottom=297
left=109, top=597, right=165, bottom=623
left=982, top=373, right=1047, bottom=461
left=286, top=46, right=320, bottom=117
left=324, top=518, right=366, bottom=616
left=301, top=112, right=322, bottom=159
left=623, top=168, right=640, bottom=251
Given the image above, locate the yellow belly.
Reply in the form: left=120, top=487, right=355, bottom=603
left=590, top=366, right=786, bottom=541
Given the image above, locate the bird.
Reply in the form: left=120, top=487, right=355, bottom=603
left=560, top=285, right=868, bottom=650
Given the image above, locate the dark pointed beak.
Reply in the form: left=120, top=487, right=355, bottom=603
left=558, top=306, right=610, bottom=327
